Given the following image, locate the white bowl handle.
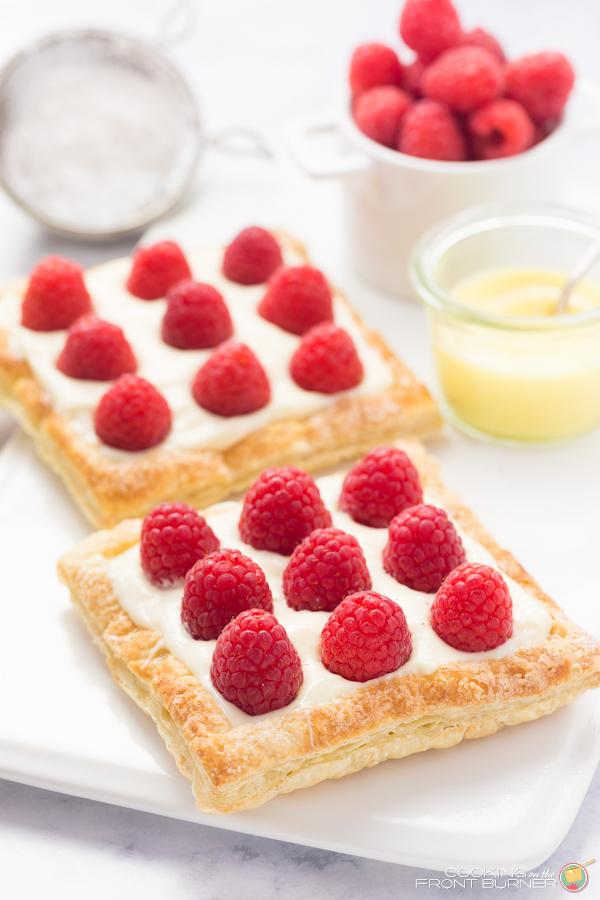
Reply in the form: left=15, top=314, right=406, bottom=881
left=572, top=76, right=600, bottom=139
left=283, top=114, right=371, bottom=178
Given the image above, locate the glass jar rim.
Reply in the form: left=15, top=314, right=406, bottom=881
left=410, top=203, right=600, bottom=332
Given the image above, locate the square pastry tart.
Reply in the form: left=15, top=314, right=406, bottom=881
left=0, top=228, right=441, bottom=528
left=58, top=440, right=600, bottom=815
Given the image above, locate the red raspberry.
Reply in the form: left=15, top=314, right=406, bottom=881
left=403, top=59, right=426, bottom=97
left=468, top=99, right=535, bottom=160
left=400, top=0, right=462, bottom=65
left=140, top=502, right=219, bottom=588
left=504, top=53, right=575, bottom=123
left=126, top=241, right=192, bottom=300
left=239, top=466, right=332, bottom=556
left=222, top=227, right=283, bottom=285
left=290, top=323, right=364, bottom=394
left=422, top=46, right=504, bottom=114
left=340, top=447, right=423, bottom=528
left=383, top=503, right=466, bottom=593
left=398, top=99, right=466, bottom=161
left=283, top=528, right=372, bottom=612
left=94, top=374, right=172, bottom=451
left=210, top=609, right=303, bottom=716
left=321, top=590, right=412, bottom=682
left=192, top=342, right=270, bottom=417
left=430, top=562, right=513, bottom=652
left=349, top=43, right=403, bottom=95
left=353, top=85, right=412, bottom=148
left=461, top=28, right=505, bottom=64
left=258, top=265, right=333, bottom=336
left=21, top=256, right=92, bottom=331
left=181, top=549, right=273, bottom=640
left=56, top=315, right=137, bottom=381
left=162, top=280, right=233, bottom=350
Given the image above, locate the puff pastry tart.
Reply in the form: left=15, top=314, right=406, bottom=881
left=0, top=229, right=440, bottom=528
left=58, top=440, right=600, bottom=815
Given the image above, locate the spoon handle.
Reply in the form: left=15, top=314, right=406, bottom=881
left=555, top=239, right=600, bottom=314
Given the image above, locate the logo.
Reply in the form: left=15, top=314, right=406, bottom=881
left=559, top=859, right=595, bottom=892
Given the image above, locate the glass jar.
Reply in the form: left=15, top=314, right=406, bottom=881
left=410, top=204, right=600, bottom=444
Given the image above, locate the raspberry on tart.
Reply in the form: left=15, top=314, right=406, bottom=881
left=210, top=608, right=303, bottom=715
left=94, top=374, right=172, bottom=451
left=383, top=503, right=466, bottom=592
left=141, top=502, right=220, bottom=588
left=182, top=548, right=273, bottom=640
left=258, top=265, right=334, bottom=336
left=222, top=227, right=283, bottom=285
left=239, top=466, right=332, bottom=556
left=21, top=255, right=92, bottom=331
left=126, top=241, right=192, bottom=300
left=349, top=42, right=403, bottom=95
left=399, top=0, right=462, bottom=65
left=397, top=99, right=467, bottom=161
left=430, top=562, right=514, bottom=652
left=283, top=527, right=372, bottom=612
left=421, top=45, right=504, bottom=114
left=340, top=446, right=423, bottom=528
left=504, top=53, right=575, bottom=123
left=162, top=280, right=233, bottom=350
left=321, top=590, right=412, bottom=682
left=353, top=86, right=412, bottom=148
left=290, top=323, right=364, bottom=394
left=56, top=315, right=137, bottom=381
left=192, top=341, right=270, bottom=417
left=468, top=98, right=535, bottom=160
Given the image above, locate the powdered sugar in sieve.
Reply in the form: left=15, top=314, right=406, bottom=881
left=0, top=30, right=202, bottom=238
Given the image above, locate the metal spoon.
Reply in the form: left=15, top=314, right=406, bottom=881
left=555, top=238, right=600, bottom=314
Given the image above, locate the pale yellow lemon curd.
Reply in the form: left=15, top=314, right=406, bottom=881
left=432, top=267, right=600, bottom=442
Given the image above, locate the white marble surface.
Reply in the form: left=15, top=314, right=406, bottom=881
left=1, top=0, right=600, bottom=897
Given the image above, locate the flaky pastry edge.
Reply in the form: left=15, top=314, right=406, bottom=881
left=0, top=233, right=441, bottom=528
left=57, top=439, right=600, bottom=815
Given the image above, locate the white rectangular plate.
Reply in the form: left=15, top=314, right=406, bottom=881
left=0, top=429, right=599, bottom=872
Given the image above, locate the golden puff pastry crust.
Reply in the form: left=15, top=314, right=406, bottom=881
left=0, top=233, right=441, bottom=528
left=58, top=440, right=600, bottom=815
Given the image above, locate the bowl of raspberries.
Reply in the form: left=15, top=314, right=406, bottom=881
left=285, top=0, right=592, bottom=298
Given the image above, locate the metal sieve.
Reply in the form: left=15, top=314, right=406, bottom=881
left=0, top=29, right=202, bottom=240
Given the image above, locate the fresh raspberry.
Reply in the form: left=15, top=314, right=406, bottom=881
left=403, top=59, right=426, bottom=97
left=258, top=265, right=333, bottom=336
left=353, top=86, right=412, bottom=148
left=321, top=590, right=412, bottom=682
left=239, top=466, right=332, bottom=556
left=181, top=549, right=273, bottom=640
left=422, top=46, right=504, bottom=114
left=210, top=609, right=303, bottom=716
left=430, top=562, right=513, bottom=652
left=398, top=99, right=466, bottom=161
left=283, top=528, right=372, bottom=612
left=222, top=227, right=283, bottom=285
left=290, top=323, right=364, bottom=394
left=504, top=53, right=575, bottom=123
left=400, top=0, right=462, bottom=65
left=340, top=447, right=423, bottom=528
left=468, top=99, right=535, bottom=160
left=461, top=28, right=505, bottom=63
left=94, top=374, right=172, bottom=451
left=349, top=43, right=403, bottom=95
left=56, top=315, right=137, bottom=381
left=192, top=342, right=270, bottom=417
left=162, top=280, right=233, bottom=350
left=126, top=241, right=192, bottom=300
left=140, top=502, right=220, bottom=588
left=21, top=256, right=92, bottom=331
left=383, top=503, right=466, bottom=593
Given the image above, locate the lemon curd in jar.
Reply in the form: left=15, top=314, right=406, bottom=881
left=430, top=267, right=600, bottom=442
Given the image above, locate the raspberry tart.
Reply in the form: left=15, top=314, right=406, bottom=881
left=59, top=440, right=600, bottom=814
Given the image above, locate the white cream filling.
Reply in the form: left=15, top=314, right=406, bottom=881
left=107, top=472, right=553, bottom=728
left=0, top=245, right=393, bottom=455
